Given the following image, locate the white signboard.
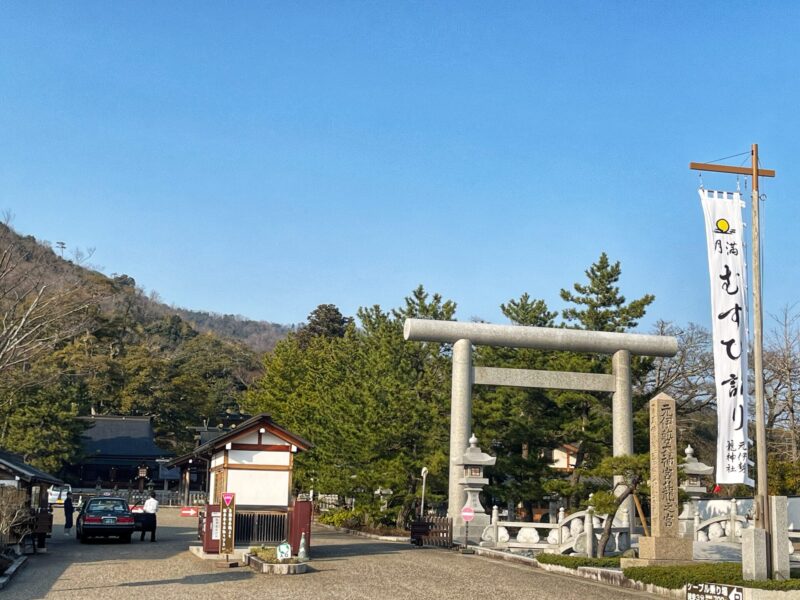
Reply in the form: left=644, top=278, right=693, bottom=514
left=700, top=189, right=752, bottom=486
left=277, top=542, right=292, bottom=561
left=686, top=582, right=743, bottom=600
left=211, top=511, right=221, bottom=541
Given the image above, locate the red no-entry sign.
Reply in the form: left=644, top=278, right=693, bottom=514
left=461, top=506, right=475, bottom=522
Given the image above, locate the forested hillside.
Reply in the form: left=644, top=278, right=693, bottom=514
left=172, top=308, right=291, bottom=354
left=0, top=223, right=279, bottom=472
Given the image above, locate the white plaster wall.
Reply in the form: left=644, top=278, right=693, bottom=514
left=228, top=450, right=290, bottom=466
left=262, top=432, right=287, bottom=445
left=227, top=470, right=289, bottom=506
left=211, top=453, right=224, bottom=468
left=209, top=471, right=216, bottom=500
left=238, top=430, right=259, bottom=444
left=551, top=448, right=575, bottom=470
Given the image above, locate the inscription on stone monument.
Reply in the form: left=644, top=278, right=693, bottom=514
left=628, top=392, right=693, bottom=565
left=651, top=396, right=678, bottom=536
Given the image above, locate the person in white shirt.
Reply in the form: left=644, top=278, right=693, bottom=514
left=141, top=491, right=159, bottom=542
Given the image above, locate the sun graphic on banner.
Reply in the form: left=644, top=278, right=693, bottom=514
left=714, top=218, right=734, bottom=235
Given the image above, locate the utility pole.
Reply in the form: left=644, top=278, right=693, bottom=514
left=690, top=144, right=775, bottom=540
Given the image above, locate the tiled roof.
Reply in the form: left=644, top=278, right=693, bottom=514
left=0, top=449, right=63, bottom=485
left=79, top=416, right=171, bottom=458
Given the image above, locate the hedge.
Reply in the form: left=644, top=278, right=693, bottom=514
left=623, top=562, right=800, bottom=591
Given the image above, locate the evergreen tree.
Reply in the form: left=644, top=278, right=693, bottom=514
left=245, top=286, right=455, bottom=527
left=296, top=304, right=353, bottom=348
left=474, top=293, right=559, bottom=518
left=560, top=252, right=654, bottom=332
left=546, top=253, right=655, bottom=506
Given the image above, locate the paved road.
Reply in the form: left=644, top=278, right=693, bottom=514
left=9, top=508, right=656, bottom=599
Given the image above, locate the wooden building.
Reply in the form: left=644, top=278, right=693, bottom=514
left=64, top=415, right=173, bottom=488
left=0, top=450, right=62, bottom=548
left=169, top=413, right=313, bottom=551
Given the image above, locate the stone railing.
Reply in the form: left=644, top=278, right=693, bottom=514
left=480, top=505, right=631, bottom=557
left=693, top=498, right=747, bottom=543
left=693, top=498, right=795, bottom=556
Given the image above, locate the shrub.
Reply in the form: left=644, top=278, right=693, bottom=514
left=248, top=545, right=298, bottom=564
left=536, top=553, right=621, bottom=569
left=623, top=562, right=800, bottom=591
left=317, top=508, right=363, bottom=529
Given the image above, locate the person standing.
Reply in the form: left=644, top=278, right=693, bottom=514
left=63, top=493, right=74, bottom=537
left=141, top=491, right=159, bottom=542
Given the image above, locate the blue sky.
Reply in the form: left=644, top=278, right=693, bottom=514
left=1, top=2, right=798, bottom=329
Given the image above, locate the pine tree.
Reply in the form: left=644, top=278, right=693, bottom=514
left=547, top=253, right=655, bottom=506
left=474, top=293, right=559, bottom=518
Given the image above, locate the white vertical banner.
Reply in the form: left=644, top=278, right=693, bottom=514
left=700, top=189, right=753, bottom=486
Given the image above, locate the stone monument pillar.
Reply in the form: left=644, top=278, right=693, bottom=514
left=623, top=393, right=693, bottom=567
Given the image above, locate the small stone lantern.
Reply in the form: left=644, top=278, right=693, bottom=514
left=680, top=445, right=713, bottom=499
left=454, top=434, right=496, bottom=531
left=678, top=444, right=714, bottom=537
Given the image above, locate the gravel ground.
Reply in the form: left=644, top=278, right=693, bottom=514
left=8, top=508, right=657, bottom=599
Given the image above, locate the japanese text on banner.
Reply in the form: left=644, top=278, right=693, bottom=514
left=700, top=189, right=752, bottom=486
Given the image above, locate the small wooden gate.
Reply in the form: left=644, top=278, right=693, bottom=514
left=410, top=516, right=452, bottom=548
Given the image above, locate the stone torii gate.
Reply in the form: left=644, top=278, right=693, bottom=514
left=403, top=318, right=678, bottom=532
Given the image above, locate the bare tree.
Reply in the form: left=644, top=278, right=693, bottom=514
left=637, top=320, right=715, bottom=414
left=764, top=305, right=800, bottom=460
left=0, top=487, right=31, bottom=547
left=0, top=224, right=95, bottom=396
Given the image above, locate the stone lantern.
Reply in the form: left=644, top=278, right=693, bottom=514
left=454, top=434, right=496, bottom=535
left=678, top=444, right=714, bottom=537
left=680, top=445, right=714, bottom=498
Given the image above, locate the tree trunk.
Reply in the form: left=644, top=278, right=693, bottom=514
left=596, top=483, right=635, bottom=558
left=396, top=477, right=418, bottom=529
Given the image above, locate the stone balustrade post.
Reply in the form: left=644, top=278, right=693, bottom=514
left=729, top=499, right=738, bottom=540
left=585, top=506, right=595, bottom=558
left=694, top=509, right=701, bottom=542
left=492, top=505, right=499, bottom=546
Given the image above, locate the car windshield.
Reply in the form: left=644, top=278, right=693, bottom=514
left=87, top=499, right=128, bottom=514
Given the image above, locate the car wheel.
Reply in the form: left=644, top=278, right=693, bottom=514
left=79, top=533, right=87, bottom=544
left=123, top=533, right=132, bottom=544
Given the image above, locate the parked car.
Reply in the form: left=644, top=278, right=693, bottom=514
left=47, top=484, right=72, bottom=507
left=76, top=497, right=135, bottom=543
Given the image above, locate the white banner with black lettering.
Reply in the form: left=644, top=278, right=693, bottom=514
left=700, top=189, right=752, bottom=486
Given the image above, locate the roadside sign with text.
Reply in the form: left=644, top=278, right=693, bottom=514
left=219, top=493, right=236, bottom=554
left=686, top=583, right=743, bottom=600
left=211, top=511, right=221, bottom=541
left=180, top=506, right=198, bottom=517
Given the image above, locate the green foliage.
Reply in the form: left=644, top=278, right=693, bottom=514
left=0, top=224, right=263, bottom=470
left=768, top=458, right=800, bottom=496
left=245, top=287, right=454, bottom=527
left=623, top=562, right=800, bottom=591
left=295, top=304, right=353, bottom=348
left=317, top=508, right=363, bottom=529
left=474, top=293, right=559, bottom=512
left=560, top=252, right=654, bottom=333
left=248, top=545, right=299, bottom=564
left=536, top=553, right=620, bottom=569
left=1, top=382, right=86, bottom=473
